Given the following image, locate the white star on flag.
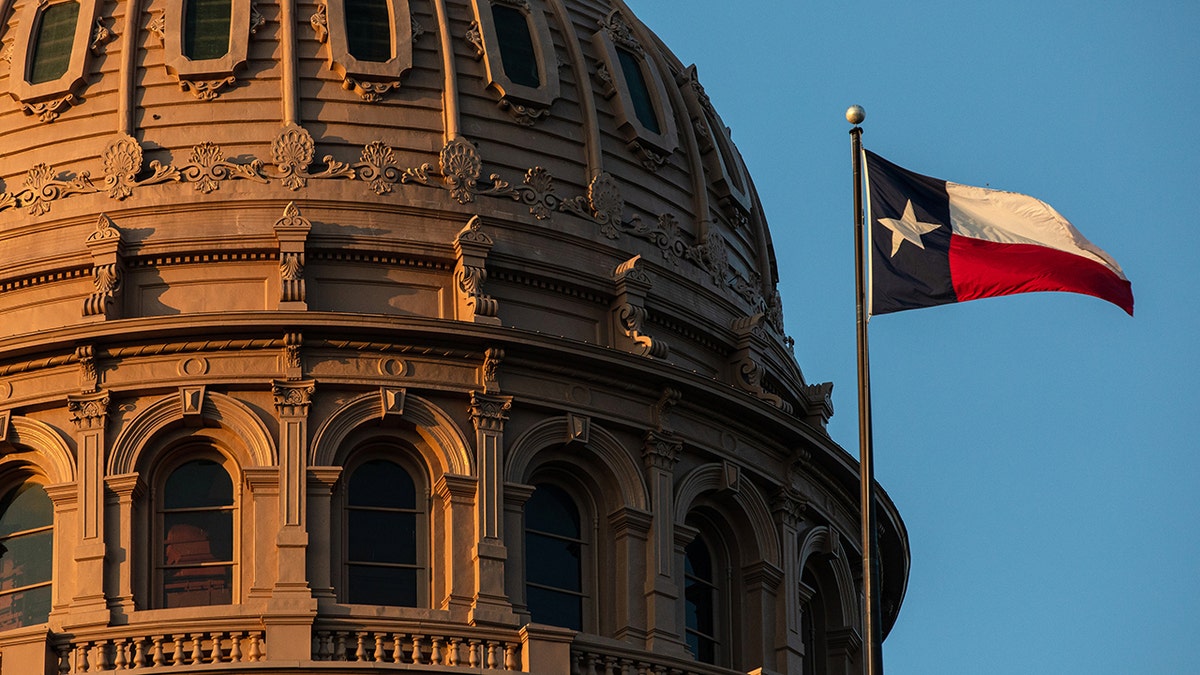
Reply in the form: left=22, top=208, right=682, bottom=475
left=878, top=199, right=941, bottom=256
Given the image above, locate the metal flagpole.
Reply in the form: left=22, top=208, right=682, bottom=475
left=847, top=104, right=883, bottom=675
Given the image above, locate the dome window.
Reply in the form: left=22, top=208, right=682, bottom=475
left=523, top=483, right=585, bottom=631
left=159, top=458, right=236, bottom=608
left=26, top=1, right=79, bottom=85
left=0, top=483, right=53, bottom=630
left=160, top=0, right=256, bottom=99
left=615, top=46, right=659, bottom=134
left=345, top=0, right=392, bottom=63
left=182, top=0, right=232, bottom=61
left=592, top=10, right=678, bottom=169
left=466, top=0, right=560, bottom=125
left=344, top=458, right=424, bottom=607
left=7, top=0, right=101, bottom=121
left=491, top=4, right=538, bottom=88
left=313, top=0, right=414, bottom=101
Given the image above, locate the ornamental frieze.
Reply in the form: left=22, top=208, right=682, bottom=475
left=0, top=130, right=783, bottom=326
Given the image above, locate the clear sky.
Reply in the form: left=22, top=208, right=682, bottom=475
left=627, top=1, right=1199, bottom=673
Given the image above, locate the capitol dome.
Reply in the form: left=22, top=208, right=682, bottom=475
left=0, top=0, right=907, bottom=672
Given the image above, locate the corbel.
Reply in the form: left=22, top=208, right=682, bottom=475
left=611, top=255, right=667, bottom=358
left=453, top=216, right=500, bottom=324
left=729, top=314, right=787, bottom=411
left=274, top=202, right=312, bottom=310
left=82, top=214, right=124, bottom=320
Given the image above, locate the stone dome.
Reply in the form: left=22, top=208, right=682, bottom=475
left=0, top=0, right=907, bottom=673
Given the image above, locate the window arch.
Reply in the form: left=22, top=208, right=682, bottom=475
left=0, top=482, right=53, bottom=630
left=523, top=482, right=586, bottom=631
left=157, top=456, right=236, bottom=608
left=343, top=456, right=426, bottom=607
left=683, top=533, right=720, bottom=664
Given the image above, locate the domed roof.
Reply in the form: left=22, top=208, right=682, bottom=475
left=0, top=0, right=815, bottom=416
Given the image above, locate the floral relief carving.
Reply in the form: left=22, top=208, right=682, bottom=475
left=599, top=9, right=642, bottom=54
left=102, top=135, right=143, bottom=200
left=343, top=76, right=400, bottom=102
left=586, top=172, right=624, bottom=237
left=310, top=4, right=328, bottom=42
left=356, top=141, right=430, bottom=195
left=179, top=76, right=237, bottom=100
left=178, top=142, right=269, bottom=193
left=498, top=99, right=549, bottom=127
left=440, top=138, right=483, bottom=203
left=22, top=164, right=95, bottom=216
left=23, top=95, right=76, bottom=123
left=273, top=125, right=315, bottom=190
left=465, top=21, right=485, bottom=58
left=90, top=18, right=113, bottom=54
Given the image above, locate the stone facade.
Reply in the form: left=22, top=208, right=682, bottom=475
left=0, top=1, right=906, bottom=673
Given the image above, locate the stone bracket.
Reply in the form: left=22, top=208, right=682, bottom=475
left=612, top=255, right=667, bottom=358
left=454, top=216, right=500, bottom=324
left=83, top=214, right=125, bottom=320
left=274, top=202, right=312, bottom=310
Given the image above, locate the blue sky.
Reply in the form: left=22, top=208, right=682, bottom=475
left=628, top=1, right=1200, bottom=673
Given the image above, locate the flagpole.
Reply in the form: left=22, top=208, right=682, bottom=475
left=848, top=104, right=883, bottom=675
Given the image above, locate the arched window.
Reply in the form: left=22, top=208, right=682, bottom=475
left=800, top=568, right=829, bottom=675
left=183, top=0, right=233, bottom=61
left=345, top=0, right=392, bottom=62
left=27, top=1, right=79, bottom=84
left=524, top=483, right=585, bottom=630
left=0, top=483, right=52, bottom=630
left=683, top=534, right=720, bottom=664
left=344, top=458, right=423, bottom=606
left=159, top=458, right=235, bottom=608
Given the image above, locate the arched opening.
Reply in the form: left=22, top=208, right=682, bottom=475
left=0, top=482, right=52, bottom=629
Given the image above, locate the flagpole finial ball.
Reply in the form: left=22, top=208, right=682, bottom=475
left=846, top=105, right=865, bottom=125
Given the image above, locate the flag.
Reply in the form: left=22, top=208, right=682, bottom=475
left=864, top=150, right=1133, bottom=316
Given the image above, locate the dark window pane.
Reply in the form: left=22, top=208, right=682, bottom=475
left=184, top=0, right=231, bottom=60
left=0, top=584, right=51, bottom=631
left=0, top=530, right=53, bottom=588
left=525, top=531, right=581, bottom=591
left=684, top=577, right=715, bottom=635
left=0, top=484, right=52, bottom=537
left=162, top=564, right=232, bottom=608
left=525, top=484, right=580, bottom=538
left=346, top=0, right=392, bottom=62
left=164, top=459, right=233, bottom=509
left=616, top=47, right=660, bottom=134
left=347, top=564, right=416, bottom=606
left=491, top=4, right=539, bottom=88
left=163, top=511, right=233, bottom=565
left=686, top=632, right=716, bottom=665
left=347, top=510, right=416, bottom=565
left=525, top=585, right=581, bottom=631
left=684, top=537, right=712, bottom=581
left=28, top=1, right=78, bottom=84
left=348, top=460, right=415, bottom=509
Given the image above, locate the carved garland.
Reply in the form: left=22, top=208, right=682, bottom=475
left=0, top=130, right=781, bottom=320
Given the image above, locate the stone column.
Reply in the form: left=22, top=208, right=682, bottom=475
left=103, top=473, right=144, bottom=621
left=642, top=430, right=687, bottom=655
left=306, top=466, right=342, bottom=605
left=66, top=390, right=111, bottom=627
left=267, top=379, right=317, bottom=659
left=467, top=392, right=516, bottom=626
left=772, top=489, right=806, bottom=674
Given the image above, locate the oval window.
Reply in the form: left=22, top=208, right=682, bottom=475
left=27, top=1, right=79, bottom=85
left=184, top=0, right=233, bottom=60
left=345, top=0, right=392, bottom=63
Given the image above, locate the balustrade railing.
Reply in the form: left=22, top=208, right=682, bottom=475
left=53, top=629, right=265, bottom=672
left=571, top=639, right=739, bottom=675
left=312, top=625, right=521, bottom=670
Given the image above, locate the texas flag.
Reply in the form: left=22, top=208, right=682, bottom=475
left=865, top=150, right=1133, bottom=316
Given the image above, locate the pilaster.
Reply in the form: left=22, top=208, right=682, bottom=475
left=467, top=392, right=517, bottom=626
left=66, top=389, right=111, bottom=627
left=270, top=379, right=317, bottom=613
left=103, top=473, right=145, bottom=620
left=641, top=429, right=686, bottom=655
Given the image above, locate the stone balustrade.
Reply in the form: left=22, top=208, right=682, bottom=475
left=571, top=637, right=740, bottom=675
left=312, top=624, right=521, bottom=670
left=51, top=628, right=265, bottom=672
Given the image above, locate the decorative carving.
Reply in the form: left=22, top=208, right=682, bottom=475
left=102, top=135, right=142, bottom=200
left=629, top=140, right=667, bottom=172
left=765, top=290, right=785, bottom=334
left=355, top=141, right=430, bottom=195
left=583, top=172, right=624, bottom=237
left=343, top=76, right=400, bottom=102
left=21, top=163, right=95, bottom=215
left=651, top=387, right=681, bottom=434
left=68, top=391, right=110, bottom=431
left=599, top=9, right=642, bottom=54
left=453, top=217, right=500, bottom=323
left=465, top=21, right=485, bottom=58
left=516, top=167, right=556, bottom=220
left=721, top=461, right=741, bottom=493
left=273, top=380, right=316, bottom=416
left=1, top=42, right=12, bottom=64
left=685, top=231, right=730, bottom=287
left=272, top=125, right=316, bottom=190
left=498, top=99, right=549, bottom=126
left=83, top=215, right=124, bottom=318
left=180, top=386, right=207, bottom=420
left=564, top=413, right=590, bottom=445
left=642, top=430, right=681, bottom=470
left=729, top=270, right=763, bottom=307
left=179, top=76, right=237, bottom=100
left=381, top=387, right=406, bottom=419
left=250, top=2, right=266, bottom=34
left=310, top=3, right=328, bottom=42
left=283, top=332, right=303, bottom=378
left=612, top=255, right=666, bottom=358
left=275, top=202, right=312, bottom=306
left=91, top=18, right=113, bottom=55
left=177, top=142, right=268, bottom=193
left=482, top=348, right=503, bottom=394
left=148, top=12, right=165, bottom=41
left=75, top=345, right=99, bottom=393
left=440, top=137, right=482, bottom=203
left=469, top=392, right=512, bottom=433
left=0, top=410, right=9, bottom=443
left=800, top=382, right=835, bottom=427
